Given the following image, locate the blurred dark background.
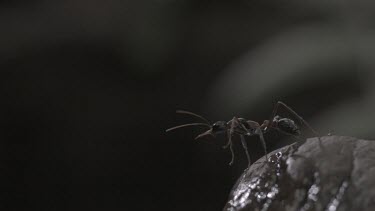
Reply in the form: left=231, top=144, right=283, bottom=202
left=2, top=0, right=375, bottom=210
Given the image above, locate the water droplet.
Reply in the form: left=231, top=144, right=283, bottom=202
left=325, top=180, right=349, bottom=211
left=267, top=192, right=275, bottom=199
left=256, top=192, right=267, bottom=202
left=308, top=184, right=320, bottom=201
left=249, top=183, right=256, bottom=189
left=261, top=199, right=273, bottom=211
left=266, top=186, right=279, bottom=199
left=249, top=177, right=260, bottom=189
left=268, top=157, right=275, bottom=163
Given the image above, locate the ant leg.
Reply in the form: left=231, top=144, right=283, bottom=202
left=223, top=118, right=236, bottom=149
left=223, top=118, right=237, bottom=165
left=240, top=135, right=251, bottom=167
left=224, top=117, right=257, bottom=166
left=255, top=128, right=268, bottom=162
left=229, top=140, right=235, bottom=166
left=233, top=117, right=267, bottom=164
left=232, top=116, right=252, bottom=135
left=233, top=117, right=258, bottom=166
left=223, top=134, right=231, bottom=149
left=227, top=129, right=235, bottom=166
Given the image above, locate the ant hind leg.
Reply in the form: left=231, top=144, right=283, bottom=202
left=255, top=128, right=268, bottom=162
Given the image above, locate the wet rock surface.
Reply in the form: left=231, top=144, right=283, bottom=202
left=224, top=136, right=375, bottom=211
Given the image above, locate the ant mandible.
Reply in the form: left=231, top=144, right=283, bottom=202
left=166, top=101, right=318, bottom=167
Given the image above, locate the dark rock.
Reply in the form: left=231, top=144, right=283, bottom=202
left=224, top=136, right=375, bottom=211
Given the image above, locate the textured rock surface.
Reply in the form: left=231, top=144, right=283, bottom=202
left=224, top=136, right=375, bottom=211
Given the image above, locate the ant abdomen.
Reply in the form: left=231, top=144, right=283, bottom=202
left=276, top=118, right=300, bottom=135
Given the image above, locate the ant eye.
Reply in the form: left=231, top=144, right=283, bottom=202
left=212, top=121, right=226, bottom=132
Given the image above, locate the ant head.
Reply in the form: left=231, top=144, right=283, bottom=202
left=212, top=121, right=227, bottom=133
left=195, top=121, right=227, bottom=140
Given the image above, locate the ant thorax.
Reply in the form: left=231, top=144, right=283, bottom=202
left=227, top=118, right=258, bottom=135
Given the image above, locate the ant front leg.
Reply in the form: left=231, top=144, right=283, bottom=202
left=255, top=127, right=268, bottom=162
left=240, top=135, right=251, bottom=167
left=224, top=117, right=254, bottom=166
left=225, top=129, right=235, bottom=166
left=232, top=117, right=254, bottom=167
left=232, top=117, right=251, bottom=167
left=223, top=117, right=237, bottom=166
left=223, top=117, right=236, bottom=149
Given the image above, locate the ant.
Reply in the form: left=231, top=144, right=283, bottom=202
left=166, top=101, right=318, bottom=167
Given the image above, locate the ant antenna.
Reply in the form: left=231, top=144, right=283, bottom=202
left=166, top=123, right=211, bottom=132
left=176, top=110, right=211, bottom=124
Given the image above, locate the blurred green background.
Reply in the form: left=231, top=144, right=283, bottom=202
left=1, top=0, right=374, bottom=210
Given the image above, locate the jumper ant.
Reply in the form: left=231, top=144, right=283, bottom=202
left=166, top=101, right=319, bottom=167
